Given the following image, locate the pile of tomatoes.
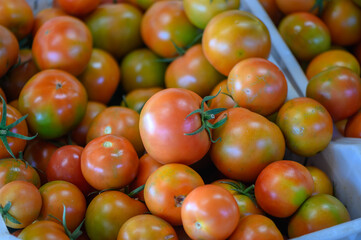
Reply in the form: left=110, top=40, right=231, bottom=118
left=0, top=0, right=359, bottom=239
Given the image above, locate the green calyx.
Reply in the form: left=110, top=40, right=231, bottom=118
left=310, top=0, right=329, bottom=15
left=0, top=95, right=37, bottom=160
left=0, top=202, right=21, bottom=225
left=184, top=89, right=228, bottom=143
left=219, top=181, right=256, bottom=203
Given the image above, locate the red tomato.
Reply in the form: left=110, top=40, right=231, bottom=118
left=144, top=163, right=204, bottom=226
left=181, top=184, right=240, bottom=240
left=139, top=88, right=211, bottom=165
left=228, top=58, right=288, bottom=116
left=19, top=220, right=69, bottom=240
left=0, top=25, right=19, bottom=78
left=183, top=0, right=240, bottom=29
left=81, top=135, right=139, bottom=190
left=345, top=111, right=361, bottom=138
left=57, top=0, right=100, bottom=16
left=46, top=145, right=93, bottom=195
left=279, top=12, right=331, bottom=61
left=203, top=10, right=271, bottom=76
left=141, top=1, right=200, bottom=58
left=118, top=214, right=178, bottom=240
left=0, top=158, right=40, bottom=188
left=0, top=0, right=34, bottom=40
left=121, top=87, right=163, bottom=113
left=38, top=180, right=86, bottom=232
left=288, top=194, right=350, bottom=238
left=307, top=166, right=333, bottom=196
left=71, top=101, right=107, bottom=146
left=32, top=16, right=92, bottom=76
left=18, top=69, right=88, bottom=139
left=276, top=97, right=333, bottom=156
left=255, top=160, right=314, bottom=218
left=322, top=0, right=361, bottom=46
left=86, top=106, right=144, bottom=156
left=85, top=4, right=143, bottom=59
left=210, top=107, right=285, bottom=182
left=208, top=80, right=236, bottom=110
left=259, top=0, right=283, bottom=25
left=306, top=67, right=361, bottom=121
left=228, top=215, right=283, bottom=240
left=165, top=44, right=224, bottom=98
left=0, top=181, right=42, bottom=229
left=32, top=8, right=67, bottom=37
left=85, top=191, right=147, bottom=240
left=275, top=0, right=326, bottom=15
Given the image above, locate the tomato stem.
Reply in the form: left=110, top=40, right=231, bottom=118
left=128, top=184, right=145, bottom=198
left=219, top=181, right=257, bottom=204
left=0, top=201, right=21, bottom=225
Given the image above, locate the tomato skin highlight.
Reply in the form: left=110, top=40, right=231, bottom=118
left=19, top=220, right=69, bottom=240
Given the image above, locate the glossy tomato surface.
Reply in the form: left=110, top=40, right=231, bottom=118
left=345, top=111, right=361, bottom=138
left=307, top=166, right=333, bottom=195
left=19, top=220, right=69, bottom=240
left=57, top=0, right=100, bottom=16
left=121, top=87, right=163, bottom=113
left=32, top=8, right=67, bottom=37
left=0, top=158, right=40, bottom=188
left=208, top=80, right=236, bottom=110
left=0, top=25, right=19, bottom=78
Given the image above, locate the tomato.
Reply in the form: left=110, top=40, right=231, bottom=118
left=32, top=8, right=67, bottom=37
left=307, top=166, right=333, bottom=195
left=181, top=184, right=240, bottom=240
left=139, top=88, right=210, bottom=165
left=0, top=181, right=42, bottom=229
left=122, top=88, right=163, bottom=113
left=86, top=106, right=144, bottom=156
left=306, top=50, right=361, bottom=80
left=85, top=4, right=143, bottom=59
left=0, top=49, right=39, bottom=102
left=0, top=0, right=33, bottom=40
left=336, top=118, right=347, bottom=136
left=183, top=0, right=240, bottom=29
left=275, top=0, right=326, bottom=15
left=255, top=160, right=314, bottom=218
left=306, top=67, right=361, bottom=121
left=279, top=12, right=331, bottom=61
left=259, top=0, right=283, bottom=25
left=322, top=0, right=361, bottom=46
left=81, top=135, right=139, bottom=190
left=118, top=214, right=178, bottom=240
left=85, top=191, right=147, bottom=240
left=129, top=153, right=163, bottom=201
left=165, top=44, right=224, bottom=98
left=71, top=101, right=107, bottom=146
left=57, top=0, right=100, bottom=16
left=288, top=194, right=350, bottom=238
left=19, top=220, right=69, bottom=240
left=0, top=25, right=19, bottom=78
left=203, top=10, right=271, bottom=76
left=212, top=179, right=264, bottom=217
left=210, top=107, right=285, bottom=182
left=228, top=215, right=283, bottom=240
left=18, top=69, right=88, bottom=139
left=276, top=97, right=333, bottom=156
left=141, top=1, right=200, bottom=58
left=78, top=49, right=121, bottom=104
left=46, top=145, right=93, bottom=195
left=144, top=163, right=204, bottom=226
left=228, top=58, right=288, bottom=116
left=38, top=180, right=86, bottom=232
left=345, top=110, right=361, bottom=138
left=208, top=80, right=236, bottom=110
left=121, top=48, right=167, bottom=93
left=32, top=16, right=92, bottom=76
left=0, top=158, right=40, bottom=188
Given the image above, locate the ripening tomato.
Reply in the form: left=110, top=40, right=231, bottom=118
left=255, top=160, right=314, bottom=218
left=0, top=25, right=19, bottom=78
left=228, top=58, right=288, bottom=116
left=208, top=80, right=236, bottom=110
left=183, top=0, right=240, bottom=29
left=288, top=194, right=350, bottom=238
left=78, top=49, right=121, bottom=104
left=275, top=0, right=326, bottom=15
left=121, top=49, right=166, bottom=93
left=18, top=69, right=88, bottom=139
left=85, top=4, right=143, bottom=59
left=258, top=0, right=283, bottom=25
left=210, top=107, right=285, bottom=182
left=19, top=220, right=69, bottom=240
left=57, top=0, right=100, bottom=16
left=203, top=10, right=271, bottom=76
left=32, top=16, right=92, bottom=76
left=322, top=0, right=361, bottom=46
left=345, top=111, right=361, bottom=138
left=141, top=1, right=200, bottom=58
left=81, top=135, right=139, bottom=190
left=306, top=67, right=361, bottom=121
left=307, top=166, right=333, bottom=195
left=121, top=88, right=163, bottom=113
left=276, top=97, right=333, bottom=156
left=181, top=184, right=240, bottom=240
left=0, top=181, right=42, bottom=229
left=0, top=158, right=40, bottom=188
left=228, top=215, right=283, bottom=240
left=139, top=88, right=211, bottom=165
left=144, top=164, right=204, bottom=226
left=0, top=0, right=34, bottom=40
left=85, top=191, right=147, bottom=240
left=38, top=180, right=86, bottom=232
left=335, top=119, right=348, bottom=136
left=306, top=50, right=361, bottom=80
left=32, top=8, right=67, bottom=37
left=279, top=12, right=331, bottom=61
